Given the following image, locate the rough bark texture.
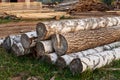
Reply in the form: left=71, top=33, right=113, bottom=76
left=69, top=47, right=120, bottom=74
left=2, top=35, right=21, bottom=52
left=56, top=41, right=120, bottom=68
left=36, top=40, right=54, bottom=57
left=52, top=26, right=120, bottom=56
left=43, top=41, right=120, bottom=66
left=21, top=31, right=37, bottom=49
left=36, top=16, right=120, bottom=40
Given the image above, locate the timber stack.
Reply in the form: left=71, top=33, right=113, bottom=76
left=1, top=16, right=120, bottom=74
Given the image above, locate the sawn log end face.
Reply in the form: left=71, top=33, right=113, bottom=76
left=36, top=22, right=47, bottom=40
left=21, top=34, right=31, bottom=49
left=42, top=55, right=52, bottom=64
left=69, top=58, right=83, bottom=75
left=36, top=41, right=45, bottom=57
left=56, top=56, right=67, bottom=69
left=52, top=34, right=68, bottom=56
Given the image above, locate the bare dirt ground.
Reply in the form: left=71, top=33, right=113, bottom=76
left=0, top=21, right=39, bottom=38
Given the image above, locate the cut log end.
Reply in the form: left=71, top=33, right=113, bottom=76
left=42, top=55, right=52, bottom=64
left=56, top=56, right=67, bottom=68
left=36, top=41, right=45, bottom=57
left=36, top=22, right=47, bottom=40
left=12, top=43, right=24, bottom=56
left=2, top=36, right=12, bottom=52
left=21, top=34, right=31, bottom=49
left=52, top=34, right=68, bottom=56
left=69, top=58, right=83, bottom=75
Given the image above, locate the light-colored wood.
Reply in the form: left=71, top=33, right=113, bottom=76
left=6, top=12, right=70, bottom=20
left=43, top=41, right=120, bottom=65
left=2, top=35, right=21, bottom=52
left=0, top=2, right=42, bottom=10
left=36, top=40, right=53, bottom=57
left=36, top=16, right=120, bottom=40
left=69, top=47, right=120, bottom=74
left=52, top=26, right=120, bottom=56
left=21, top=31, right=37, bottom=49
left=0, top=38, right=4, bottom=46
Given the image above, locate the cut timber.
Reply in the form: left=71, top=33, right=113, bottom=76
left=2, top=35, right=21, bottom=52
left=12, top=42, right=25, bottom=56
left=43, top=41, right=120, bottom=65
left=56, top=41, right=120, bottom=68
left=0, top=38, right=4, bottom=46
left=21, top=31, right=37, bottom=49
left=6, top=12, right=70, bottom=20
left=36, top=40, right=53, bottom=57
left=52, top=26, right=120, bottom=56
left=69, top=47, right=120, bottom=74
left=36, top=16, right=120, bottom=40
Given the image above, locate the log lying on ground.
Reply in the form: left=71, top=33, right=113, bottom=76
left=36, top=16, right=120, bottom=40
left=43, top=41, right=120, bottom=65
left=0, top=38, right=5, bottom=46
left=2, top=35, right=21, bottom=52
left=69, top=47, right=120, bottom=74
left=56, top=41, right=120, bottom=68
left=36, top=40, right=53, bottom=57
left=52, top=26, right=120, bottom=56
left=21, top=31, right=37, bottom=49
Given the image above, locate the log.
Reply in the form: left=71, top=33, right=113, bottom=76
left=43, top=41, right=120, bottom=64
left=21, top=31, right=37, bottom=49
left=36, top=16, right=120, bottom=40
left=52, top=26, right=120, bottom=56
left=0, top=38, right=5, bottom=46
left=36, top=40, right=53, bottom=57
left=69, top=47, right=120, bottom=74
left=2, top=35, right=21, bottom=52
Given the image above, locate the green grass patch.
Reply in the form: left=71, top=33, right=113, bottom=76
left=0, top=47, right=120, bottom=80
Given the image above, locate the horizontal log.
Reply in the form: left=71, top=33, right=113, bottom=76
left=36, top=16, right=120, bottom=40
left=0, top=38, right=5, bottom=46
left=2, top=35, right=21, bottom=52
left=43, top=41, right=120, bottom=64
left=69, top=47, right=120, bottom=74
left=21, top=31, right=37, bottom=49
left=36, top=40, right=53, bottom=57
left=52, top=26, right=120, bottom=56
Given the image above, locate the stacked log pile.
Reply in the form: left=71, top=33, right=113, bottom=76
left=1, top=16, right=120, bottom=74
left=69, top=0, right=110, bottom=13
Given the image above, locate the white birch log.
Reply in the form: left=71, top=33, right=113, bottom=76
left=69, top=47, right=120, bottom=74
left=21, top=31, right=37, bottom=49
left=43, top=41, right=120, bottom=65
left=2, top=35, right=21, bottom=52
left=36, top=40, right=54, bottom=57
left=36, top=16, right=120, bottom=40
left=0, top=38, right=5, bottom=46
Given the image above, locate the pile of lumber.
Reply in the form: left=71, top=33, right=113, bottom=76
left=0, top=2, right=42, bottom=11
left=69, top=0, right=110, bottom=13
left=1, top=16, right=120, bottom=74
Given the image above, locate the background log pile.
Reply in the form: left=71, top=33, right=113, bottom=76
left=69, top=0, right=110, bottom=13
left=1, top=16, right=120, bottom=74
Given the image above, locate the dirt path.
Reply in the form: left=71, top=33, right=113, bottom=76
left=0, top=21, right=39, bottom=38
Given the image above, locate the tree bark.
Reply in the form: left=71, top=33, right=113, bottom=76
left=52, top=26, right=120, bottom=56
left=69, top=47, right=120, bottom=74
left=56, top=41, right=120, bottom=68
left=2, top=35, right=21, bottom=52
left=43, top=41, right=120, bottom=65
left=21, top=31, right=37, bottom=49
left=0, top=38, right=4, bottom=46
left=36, top=16, right=120, bottom=40
left=36, top=40, right=54, bottom=57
